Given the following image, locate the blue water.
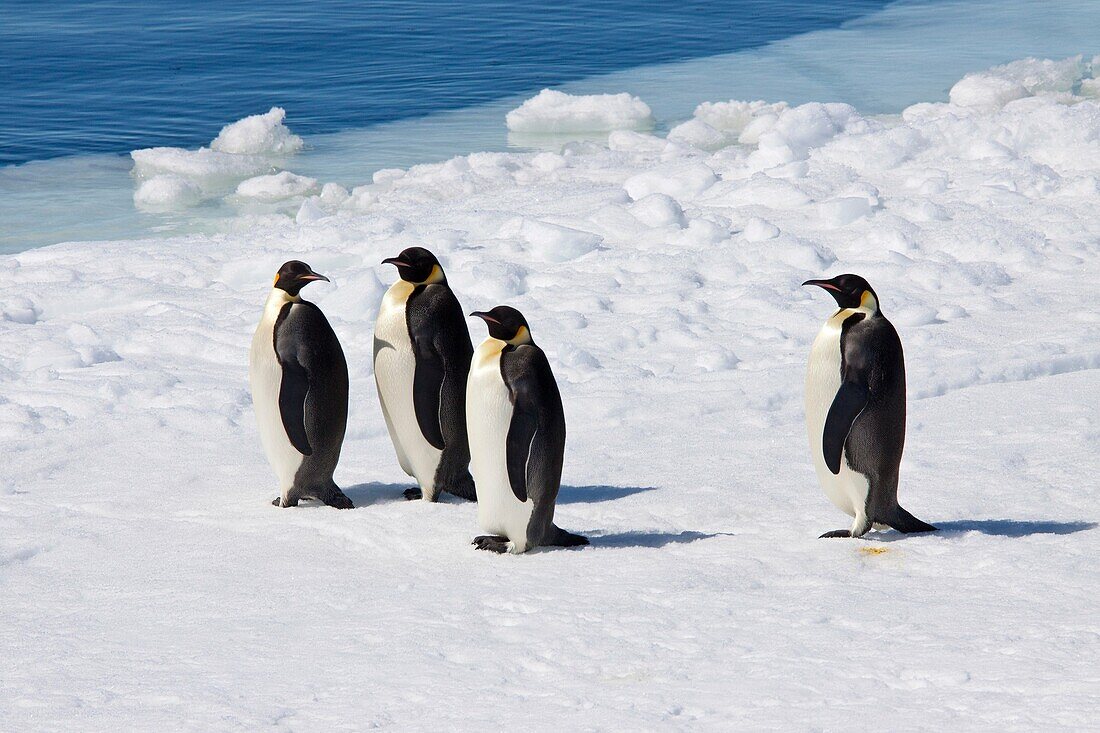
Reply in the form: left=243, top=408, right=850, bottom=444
left=0, top=0, right=890, bottom=166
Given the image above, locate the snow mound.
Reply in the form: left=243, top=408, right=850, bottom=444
left=950, top=56, right=1092, bottom=109
left=132, top=174, right=203, bottom=210
left=210, top=107, right=304, bottom=156
left=666, top=119, right=729, bottom=151
left=623, top=163, right=717, bottom=201
left=672, top=99, right=791, bottom=148
left=506, top=89, right=654, bottom=133
left=500, top=217, right=602, bottom=262
left=629, top=194, right=687, bottom=228
left=750, top=103, right=871, bottom=169
left=742, top=217, right=780, bottom=241
left=235, top=171, right=320, bottom=201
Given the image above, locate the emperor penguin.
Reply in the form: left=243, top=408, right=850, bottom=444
left=467, top=306, right=588, bottom=554
left=249, top=260, right=353, bottom=509
left=374, top=247, right=477, bottom=502
left=803, top=274, right=936, bottom=538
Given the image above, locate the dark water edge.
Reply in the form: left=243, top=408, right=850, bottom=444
left=0, top=0, right=889, bottom=166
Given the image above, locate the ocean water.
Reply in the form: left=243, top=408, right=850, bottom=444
left=0, top=0, right=889, bottom=166
left=2, top=0, right=1099, bottom=252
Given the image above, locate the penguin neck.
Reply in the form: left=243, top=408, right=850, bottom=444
left=262, top=287, right=299, bottom=323
left=829, top=290, right=879, bottom=324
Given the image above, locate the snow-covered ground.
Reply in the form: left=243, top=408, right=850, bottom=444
left=2, top=57, right=1099, bottom=730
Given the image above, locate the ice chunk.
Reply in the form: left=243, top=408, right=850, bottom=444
left=130, top=147, right=274, bottom=187
left=506, top=89, right=654, bottom=133
left=235, top=171, right=319, bottom=201
left=132, top=174, right=203, bottom=210
left=295, top=197, right=327, bottom=224
left=210, top=107, right=303, bottom=156
left=690, top=100, right=787, bottom=137
left=666, top=119, right=731, bottom=151
left=950, top=56, right=1090, bottom=109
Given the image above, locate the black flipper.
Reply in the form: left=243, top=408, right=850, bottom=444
left=411, top=335, right=446, bottom=451
left=887, top=506, right=937, bottom=533
left=505, top=381, right=539, bottom=503
left=274, top=304, right=313, bottom=456
left=822, top=381, right=868, bottom=475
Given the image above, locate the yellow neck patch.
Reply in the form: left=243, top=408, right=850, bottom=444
left=419, top=264, right=445, bottom=286
left=507, top=325, right=533, bottom=346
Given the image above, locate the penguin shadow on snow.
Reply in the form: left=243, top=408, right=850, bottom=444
left=338, top=482, right=466, bottom=508
left=861, top=518, right=1096, bottom=542
left=933, top=519, right=1097, bottom=537
left=555, top=484, right=657, bottom=504
left=585, top=530, right=734, bottom=549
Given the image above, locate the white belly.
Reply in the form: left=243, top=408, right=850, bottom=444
left=467, top=340, right=533, bottom=551
left=805, top=315, right=869, bottom=518
left=374, top=281, right=442, bottom=493
left=249, top=292, right=304, bottom=492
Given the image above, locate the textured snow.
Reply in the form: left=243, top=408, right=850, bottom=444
left=2, top=58, right=1100, bottom=729
left=506, top=89, right=654, bottom=133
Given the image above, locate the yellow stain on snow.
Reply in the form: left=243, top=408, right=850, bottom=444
left=859, top=546, right=891, bottom=556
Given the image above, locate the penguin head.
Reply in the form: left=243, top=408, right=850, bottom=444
left=273, top=260, right=329, bottom=296
left=802, top=274, right=879, bottom=312
left=470, top=306, right=533, bottom=345
left=382, top=247, right=445, bottom=285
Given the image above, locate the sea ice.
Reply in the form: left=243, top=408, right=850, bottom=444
left=505, top=89, right=654, bottom=133
left=210, top=107, right=304, bottom=156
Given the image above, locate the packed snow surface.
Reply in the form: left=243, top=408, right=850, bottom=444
left=2, top=58, right=1100, bottom=730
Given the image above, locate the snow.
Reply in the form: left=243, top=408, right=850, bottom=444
left=505, top=89, right=654, bottom=133
left=132, top=174, right=203, bottom=211
left=235, top=171, right=320, bottom=202
left=210, top=106, right=304, bottom=156
left=2, top=57, right=1100, bottom=729
left=129, top=107, right=305, bottom=206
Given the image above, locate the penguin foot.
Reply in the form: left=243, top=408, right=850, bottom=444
left=473, top=535, right=511, bottom=554
left=272, top=496, right=300, bottom=508
left=403, top=487, right=423, bottom=501
left=321, top=492, right=354, bottom=510
left=549, top=527, right=590, bottom=547
left=819, top=529, right=852, bottom=538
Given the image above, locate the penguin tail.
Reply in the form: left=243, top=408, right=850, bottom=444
left=886, top=506, right=937, bottom=534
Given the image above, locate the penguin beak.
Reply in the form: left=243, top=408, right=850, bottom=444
left=382, top=257, right=411, bottom=269
left=300, top=272, right=330, bottom=283
left=470, top=311, right=500, bottom=325
left=802, top=279, right=841, bottom=292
